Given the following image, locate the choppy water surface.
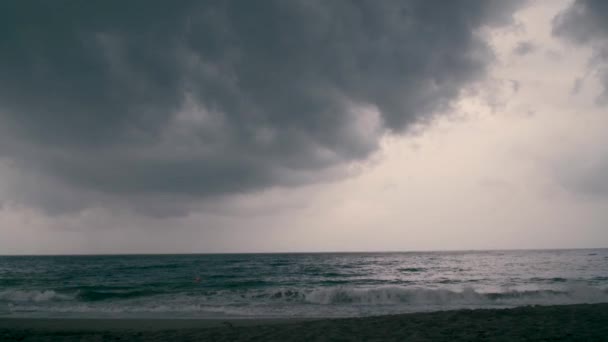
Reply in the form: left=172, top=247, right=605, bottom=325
left=1, top=250, right=607, bottom=318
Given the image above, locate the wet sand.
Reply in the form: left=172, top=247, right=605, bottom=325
left=1, top=303, right=608, bottom=341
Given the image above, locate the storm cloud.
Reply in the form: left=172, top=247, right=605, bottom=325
left=553, top=0, right=608, bottom=103
left=513, top=41, right=536, bottom=56
left=552, top=0, right=608, bottom=199
left=0, top=0, right=523, bottom=215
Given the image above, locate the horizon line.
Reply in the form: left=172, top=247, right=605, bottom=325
left=1, top=247, right=606, bottom=257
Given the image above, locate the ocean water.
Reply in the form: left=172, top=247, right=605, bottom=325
left=1, top=249, right=607, bottom=318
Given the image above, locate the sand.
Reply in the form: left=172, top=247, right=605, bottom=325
left=1, top=303, right=608, bottom=341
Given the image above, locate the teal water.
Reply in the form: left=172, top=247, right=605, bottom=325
left=1, top=250, right=608, bottom=318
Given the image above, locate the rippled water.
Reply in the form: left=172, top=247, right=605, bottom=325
left=1, top=249, right=607, bottom=318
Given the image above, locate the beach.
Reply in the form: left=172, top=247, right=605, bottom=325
left=2, top=303, right=607, bottom=341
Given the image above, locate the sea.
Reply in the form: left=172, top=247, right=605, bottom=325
left=1, top=249, right=607, bottom=319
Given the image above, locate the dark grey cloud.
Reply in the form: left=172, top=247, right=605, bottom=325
left=513, top=41, right=536, bottom=56
left=551, top=0, right=608, bottom=201
left=0, top=0, right=524, bottom=215
left=553, top=0, right=608, bottom=103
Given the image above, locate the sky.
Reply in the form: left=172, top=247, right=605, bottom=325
left=1, top=0, right=608, bottom=254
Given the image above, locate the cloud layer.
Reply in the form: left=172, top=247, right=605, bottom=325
left=552, top=0, right=608, bottom=198
left=553, top=0, right=608, bottom=102
left=0, top=0, right=523, bottom=215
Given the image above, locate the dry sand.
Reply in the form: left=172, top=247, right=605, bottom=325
left=1, top=303, right=608, bottom=341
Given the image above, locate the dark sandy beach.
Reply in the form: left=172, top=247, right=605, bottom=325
left=2, top=303, right=608, bottom=341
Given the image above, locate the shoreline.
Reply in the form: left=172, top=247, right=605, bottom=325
left=0, top=316, right=312, bottom=331
left=2, top=303, right=608, bottom=341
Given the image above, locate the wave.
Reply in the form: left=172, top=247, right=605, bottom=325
left=0, top=290, right=74, bottom=302
left=529, top=277, right=568, bottom=283
left=112, top=263, right=185, bottom=271
left=76, top=289, right=165, bottom=302
left=397, top=267, right=426, bottom=273
left=303, top=285, right=608, bottom=306
left=0, top=287, right=167, bottom=303
left=3, top=285, right=608, bottom=318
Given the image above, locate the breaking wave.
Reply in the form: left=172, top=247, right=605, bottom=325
left=0, top=290, right=74, bottom=303
left=3, top=285, right=608, bottom=306
left=2, top=285, right=608, bottom=318
left=303, top=285, right=608, bottom=306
